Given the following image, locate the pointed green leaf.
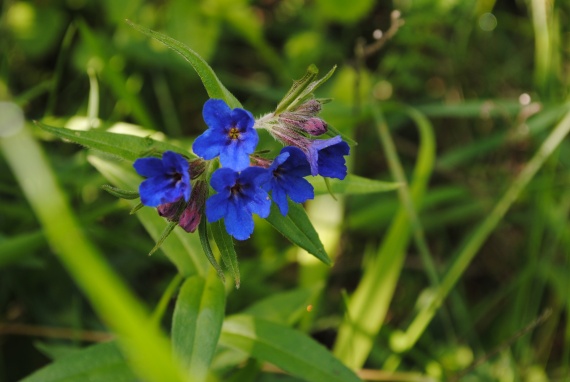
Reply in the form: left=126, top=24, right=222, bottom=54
left=148, top=221, right=178, bottom=256
left=126, top=21, right=241, bottom=109
left=36, top=121, right=191, bottom=162
left=309, top=174, right=401, bottom=195
left=198, top=217, right=225, bottom=283
left=21, top=342, right=136, bottom=382
left=265, top=201, right=331, bottom=265
left=219, top=315, right=361, bottom=382
left=172, top=275, right=225, bottom=382
left=210, top=221, right=240, bottom=288
left=101, top=185, right=140, bottom=200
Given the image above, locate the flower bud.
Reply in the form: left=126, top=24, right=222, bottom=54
left=157, top=199, right=185, bottom=220
left=178, top=180, right=208, bottom=233
left=303, top=118, right=327, bottom=136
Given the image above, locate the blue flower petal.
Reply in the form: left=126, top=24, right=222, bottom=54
left=224, top=200, right=255, bottom=240
left=206, top=193, right=229, bottom=222
left=271, top=184, right=289, bottom=215
left=232, top=108, right=255, bottom=131
left=134, top=157, right=164, bottom=177
left=281, top=147, right=310, bottom=177
left=139, top=175, right=177, bottom=207
left=192, top=128, right=227, bottom=160
left=202, top=99, right=232, bottom=131
left=210, top=167, right=238, bottom=192
left=317, top=139, right=350, bottom=179
left=284, top=177, right=314, bottom=204
left=219, top=140, right=250, bottom=171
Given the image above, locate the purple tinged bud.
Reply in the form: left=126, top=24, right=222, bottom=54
left=304, top=118, right=327, bottom=136
left=156, top=180, right=208, bottom=233
left=178, top=180, right=208, bottom=233
left=295, top=99, right=322, bottom=115
left=157, top=199, right=185, bottom=220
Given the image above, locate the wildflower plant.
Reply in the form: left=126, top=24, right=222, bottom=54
left=37, top=22, right=355, bottom=288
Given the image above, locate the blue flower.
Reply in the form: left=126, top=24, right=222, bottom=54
left=193, top=99, right=259, bottom=171
left=133, top=151, right=191, bottom=207
left=307, top=135, right=350, bottom=179
left=206, top=166, right=271, bottom=240
left=265, top=147, right=314, bottom=215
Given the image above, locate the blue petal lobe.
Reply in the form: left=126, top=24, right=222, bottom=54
left=205, top=193, right=229, bottom=222
left=134, top=157, right=164, bottom=177
left=225, top=200, right=254, bottom=240
left=203, top=99, right=232, bottom=131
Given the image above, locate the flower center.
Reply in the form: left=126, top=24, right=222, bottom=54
left=228, top=127, right=240, bottom=140
left=230, top=183, right=243, bottom=196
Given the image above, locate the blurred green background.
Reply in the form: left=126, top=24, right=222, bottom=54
left=1, top=0, right=569, bottom=381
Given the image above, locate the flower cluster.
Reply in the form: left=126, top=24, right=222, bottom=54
left=133, top=93, right=349, bottom=241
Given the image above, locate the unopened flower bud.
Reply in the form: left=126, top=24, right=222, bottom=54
left=294, top=99, right=322, bottom=116
left=303, top=118, right=327, bottom=136
left=157, top=199, right=186, bottom=220
left=178, top=180, right=208, bottom=233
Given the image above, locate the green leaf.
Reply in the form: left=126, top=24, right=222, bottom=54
left=210, top=221, right=240, bottom=288
left=265, top=201, right=331, bottom=265
left=36, top=121, right=191, bottom=162
left=198, top=217, right=225, bottom=283
left=309, top=174, right=401, bottom=196
left=219, top=315, right=361, bottom=382
left=242, top=284, right=323, bottom=326
left=126, top=20, right=241, bottom=109
left=101, top=185, right=140, bottom=200
left=148, top=221, right=178, bottom=256
left=21, top=342, right=136, bottom=382
left=172, top=275, right=226, bottom=382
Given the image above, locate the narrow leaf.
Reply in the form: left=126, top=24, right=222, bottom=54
left=265, top=201, right=331, bottom=265
left=101, top=185, right=139, bottom=200
left=219, top=315, right=361, bottom=382
left=309, top=174, right=401, bottom=195
left=21, top=342, right=136, bottom=382
left=126, top=20, right=241, bottom=109
left=198, top=217, right=225, bottom=283
left=129, top=202, right=144, bottom=215
left=148, top=222, right=177, bottom=256
left=210, top=221, right=240, bottom=288
left=36, top=121, right=191, bottom=162
left=172, top=275, right=225, bottom=382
